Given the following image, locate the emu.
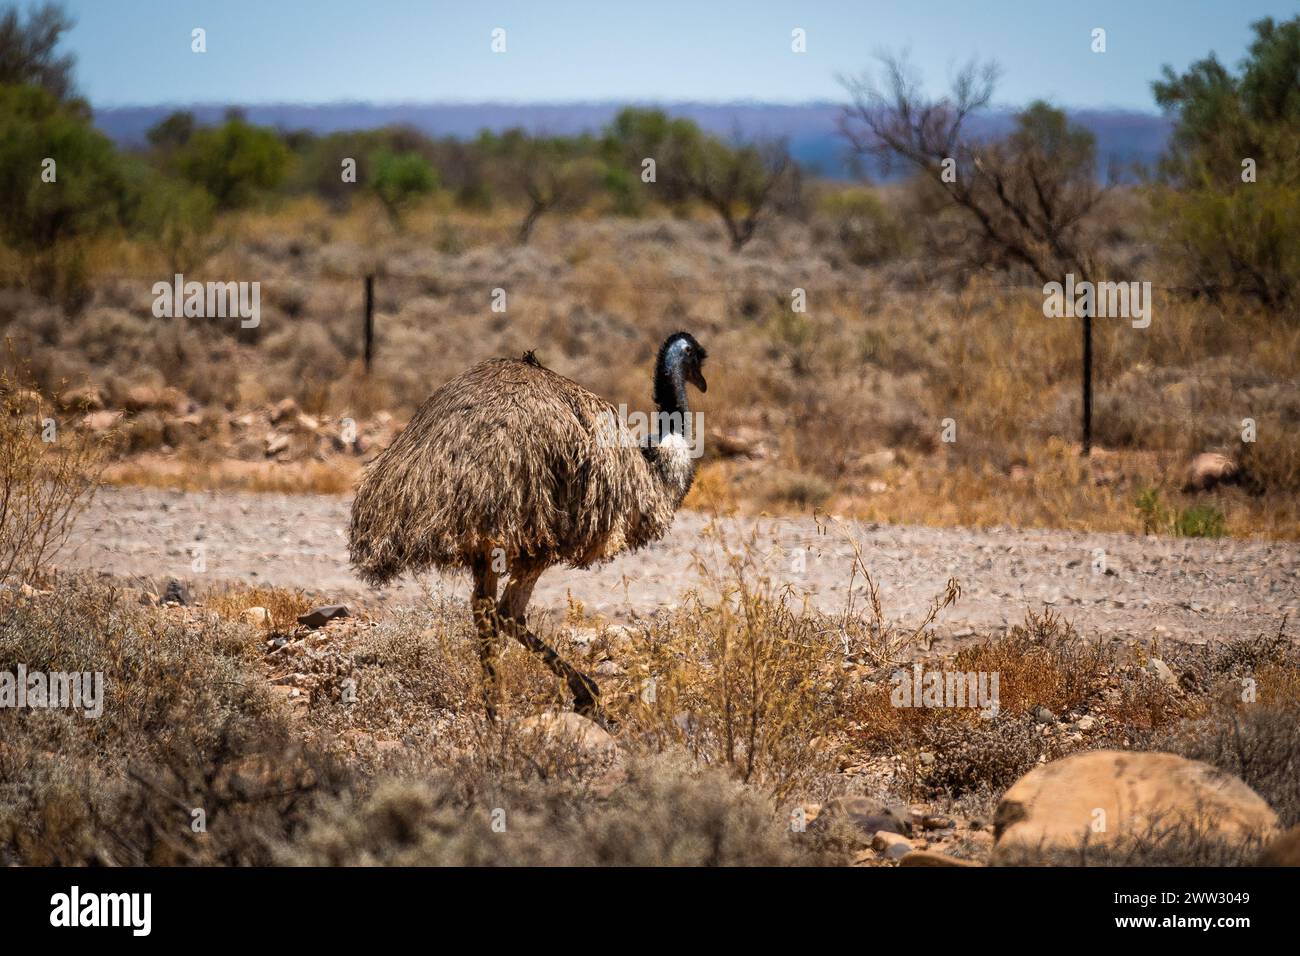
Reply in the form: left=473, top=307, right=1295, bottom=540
left=348, top=332, right=708, bottom=720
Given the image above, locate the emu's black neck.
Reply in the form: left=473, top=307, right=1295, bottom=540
left=652, top=356, right=689, bottom=436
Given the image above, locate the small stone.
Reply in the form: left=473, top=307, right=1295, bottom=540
left=872, top=831, right=914, bottom=860
left=298, top=604, right=349, bottom=628
left=1074, top=715, right=1097, bottom=732
left=79, top=409, right=123, bottom=432
left=594, top=659, right=625, bottom=678
left=922, top=814, right=955, bottom=831
left=814, top=796, right=911, bottom=839
left=269, top=397, right=300, bottom=425
left=240, top=606, right=271, bottom=626
left=519, top=711, right=617, bottom=760
left=1031, top=705, right=1056, bottom=724
left=1147, top=658, right=1179, bottom=689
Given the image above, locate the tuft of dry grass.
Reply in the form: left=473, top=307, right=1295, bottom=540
left=103, top=456, right=358, bottom=494
left=0, top=366, right=107, bottom=585
left=205, top=583, right=314, bottom=633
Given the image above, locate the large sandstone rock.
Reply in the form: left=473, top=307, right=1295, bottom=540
left=1257, top=826, right=1300, bottom=867
left=992, top=750, right=1278, bottom=865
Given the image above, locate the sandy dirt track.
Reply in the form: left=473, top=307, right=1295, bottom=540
left=57, top=486, right=1298, bottom=644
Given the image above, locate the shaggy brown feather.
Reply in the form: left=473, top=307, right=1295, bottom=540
left=349, top=356, right=690, bottom=586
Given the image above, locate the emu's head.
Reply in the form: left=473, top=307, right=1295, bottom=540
left=655, top=331, right=708, bottom=406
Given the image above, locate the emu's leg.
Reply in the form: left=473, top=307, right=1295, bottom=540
left=470, top=556, right=501, bottom=721
left=497, top=567, right=602, bottom=719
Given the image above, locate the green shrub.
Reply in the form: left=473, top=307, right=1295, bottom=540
left=133, top=177, right=218, bottom=273
left=371, top=150, right=437, bottom=226
left=1151, top=16, right=1300, bottom=306
left=0, top=84, right=130, bottom=251
left=1173, top=503, right=1227, bottom=538
left=176, top=117, right=290, bottom=209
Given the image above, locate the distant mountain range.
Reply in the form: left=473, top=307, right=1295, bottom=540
left=91, top=100, right=1173, bottom=181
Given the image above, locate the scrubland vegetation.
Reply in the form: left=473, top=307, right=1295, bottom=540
left=0, top=5, right=1297, bottom=867
left=2, top=561, right=1296, bottom=865
left=3, top=9, right=1297, bottom=539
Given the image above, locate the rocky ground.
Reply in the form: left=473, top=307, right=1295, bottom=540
left=59, top=485, right=1299, bottom=644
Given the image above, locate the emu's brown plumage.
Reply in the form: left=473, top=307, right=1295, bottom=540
left=350, top=357, right=688, bottom=584
left=348, top=335, right=707, bottom=720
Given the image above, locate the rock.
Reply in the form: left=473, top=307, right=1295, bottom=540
left=872, top=830, right=914, bottom=860
left=1031, top=705, right=1056, bottom=724
left=593, top=659, right=625, bottom=678
left=1182, top=452, right=1238, bottom=493
left=162, top=580, right=190, bottom=606
left=518, top=711, right=617, bottom=760
left=269, top=397, right=300, bottom=425
left=297, top=605, right=349, bottom=628
left=1257, top=826, right=1300, bottom=866
left=265, top=432, right=291, bottom=456
left=992, top=750, right=1279, bottom=865
left=123, top=384, right=161, bottom=412
left=898, top=850, right=982, bottom=867
left=1146, top=657, right=1179, bottom=689
left=59, top=383, right=104, bottom=411
left=1074, top=715, right=1098, bottom=732
left=240, top=606, right=271, bottom=626
left=79, top=409, right=123, bottom=433
left=921, top=814, right=955, bottom=831
left=813, top=795, right=911, bottom=840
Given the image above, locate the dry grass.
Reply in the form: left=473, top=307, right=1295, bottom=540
left=204, top=583, right=314, bottom=634
left=1, top=549, right=1295, bottom=865
left=3, top=195, right=1295, bottom=537
left=0, top=365, right=107, bottom=585
left=103, top=455, right=358, bottom=494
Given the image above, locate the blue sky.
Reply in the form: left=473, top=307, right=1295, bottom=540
left=59, top=0, right=1295, bottom=110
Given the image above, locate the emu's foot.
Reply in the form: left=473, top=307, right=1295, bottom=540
left=570, top=677, right=613, bottom=730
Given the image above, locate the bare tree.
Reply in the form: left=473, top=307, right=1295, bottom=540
left=839, top=54, right=1110, bottom=452
left=508, top=140, right=600, bottom=245
left=682, top=138, right=795, bottom=252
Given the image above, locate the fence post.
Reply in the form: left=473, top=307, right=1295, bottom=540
left=1081, top=312, right=1092, bottom=456
left=363, top=274, right=375, bottom=374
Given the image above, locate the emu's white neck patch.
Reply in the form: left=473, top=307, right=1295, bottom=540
left=655, top=432, right=695, bottom=497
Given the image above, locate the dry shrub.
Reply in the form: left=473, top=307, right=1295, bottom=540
left=205, top=583, right=313, bottom=633
left=1150, top=630, right=1300, bottom=829
left=957, top=610, right=1111, bottom=717
left=279, top=752, right=845, bottom=867
left=0, top=366, right=105, bottom=584
left=614, top=586, right=853, bottom=801
left=0, top=581, right=352, bottom=864
left=923, top=715, right=1061, bottom=798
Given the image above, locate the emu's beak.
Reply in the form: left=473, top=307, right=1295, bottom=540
left=688, top=366, right=708, bottom=393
